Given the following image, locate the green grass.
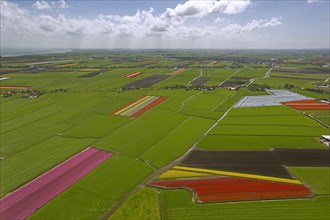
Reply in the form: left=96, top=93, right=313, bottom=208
left=0, top=136, right=95, bottom=197
left=307, top=112, right=330, bottom=126
left=253, top=77, right=318, bottom=89
left=29, top=154, right=154, bottom=220
left=215, top=89, right=267, bottom=112
left=161, top=189, right=330, bottom=220
left=178, top=107, right=223, bottom=120
left=155, top=69, right=200, bottom=87
left=220, top=115, right=318, bottom=126
left=233, top=68, right=268, bottom=79
left=228, top=105, right=300, bottom=116
left=109, top=187, right=160, bottom=220
left=140, top=116, right=215, bottom=168
left=292, top=88, right=330, bottom=99
left=198, top=135, right=325, bottom=150
left=63, top=114, right=131, bottom=138
left=209, top=124, right=327, bottom=136
left=203, top=69, right=240, bottom=86
left=96, top=108, right=188, bottom=157
left=289, top=167, right=330, bottom=195
left=2, top=53, right=329, bottom=220
left=184, top=89, right=234, bottom=111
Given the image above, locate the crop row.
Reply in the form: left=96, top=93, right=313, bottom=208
left=112, top=96, right=167, bottom=117
left=283, top=99, right=330, bottom=110
left=152, top=177, right=312, bottom=203
left=123, top=71, right=143, bottom=78
left=0, top=147, right=112, bottom=220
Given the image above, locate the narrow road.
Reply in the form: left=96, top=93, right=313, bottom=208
left=187, top=69, right=203, bottom=85
left=246, top=67, right=273, bottom=87
left=177, top=91, right=203, bottom=112
left=264, top=67, right=273, bottom=78
left=218, top=68, right=243, bottom=87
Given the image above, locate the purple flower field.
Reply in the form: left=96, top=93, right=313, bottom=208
left=0, top=147, right=112, bottom=220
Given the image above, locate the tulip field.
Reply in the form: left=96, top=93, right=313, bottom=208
left=0, top=50, right=329, bottom=220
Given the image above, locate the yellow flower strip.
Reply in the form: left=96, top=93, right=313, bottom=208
left=158, top=170, right=212, bottom=179
left=124, top=96, right=159, bottom=116
left=80, top=69, right=100, bottom=72
left=113, top=96, right=151, bottom=115
left=121, top=96, right=157, bottom=116
left=55, top=63, right=79, bottom=68
left=173, top=166, right=302, bottom=185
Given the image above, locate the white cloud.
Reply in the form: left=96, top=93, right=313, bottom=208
left=58, top=0, right=69, bottom=9
left=307, top=0, right=319, bottom=3
left=32, top=0, right=68, bottom=10
left=162, top=0, right=251, bottom=20
left=32, top=1, right=50, bottom=10
left=222, top=17, right=282, bottom=34
left=1, top=0, right=284, bottom=48
left=214, top=17, right=225, bottom=23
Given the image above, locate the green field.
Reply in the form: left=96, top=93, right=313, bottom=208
left=161, top=189, right=330, bottom=220
left=109, top=187, right=160, bottom=220
left=1, top=50, right=329, bottom=219
left=289, top=167, right=330, bottom=195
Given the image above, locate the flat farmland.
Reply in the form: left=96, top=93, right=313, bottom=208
left=161, top=189, right=330, bottom=220
left=253, top=77, right=321, bottom=89
left=198, top=135, right=325, bottom=150
left=1, top=51, right=329, bottom=220
left=233, top=68, right=268, bottom=79
left=96, top=108, right=189, bottom=157
left=28, top=154, right=154, bottom=219
left=154, top=69, right=200, bottom=87
left=289, top=167, right=330, bottom=194
left=109, top=187, right=160, bottom=220
left=0, top=136, right=95, bottom=197
left=202, top=69, right=241, bottom=86
left=209, top=124, right=327, bottom=136
left=140, top=116, right=214, bottom=168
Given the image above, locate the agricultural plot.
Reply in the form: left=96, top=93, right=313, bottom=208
left=167, top=68, right=188, bottom=76
left=0, top=136, right=95, bottom=197
left=109, top=187, right=160, bottom=220
left=153, top=177, right=311, bottom=203
left=150, top=148, right=328, bottom=204
left=292, top=88, right=330, bottom=99
left=123, top=71, right=143, bottom=78
left=253, top=77, right=322, bottom=89
left=0, top=147, right=112, bottom=220
left=214, top=88, right=267, bottom=112
left=283, top=99, right=330, bottom=110
left=161, top=189, right=330, bottom=220
left=199, top=69, right=238, bottom=86
left=234, top=89, right=312, bottom=108
left=181, top=149, right=330, bottom=167
left=198, top=135, right=325, bottom=150
left=29, top=154, right=154, bottom=219
left=122, top=75, right=170, bottom=89
left=96, top=108, right=189, bottom=157
left=78, top=69, right=105, bottom=78
left=1, top=51, right=329, bottom=220
left=139, top=116, right=214, bottom=168
left=155, top=69, right=200, bottom=87
left=112, top=95, right=167, bottom=118
left=289, top=167, right=330, bottom=194
left=0, top=85, right=31, bottom=90
left=190, top=77, right=209, bottom=86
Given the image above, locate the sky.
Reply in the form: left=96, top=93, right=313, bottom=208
left=1, top=0, right=329, bottom=49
